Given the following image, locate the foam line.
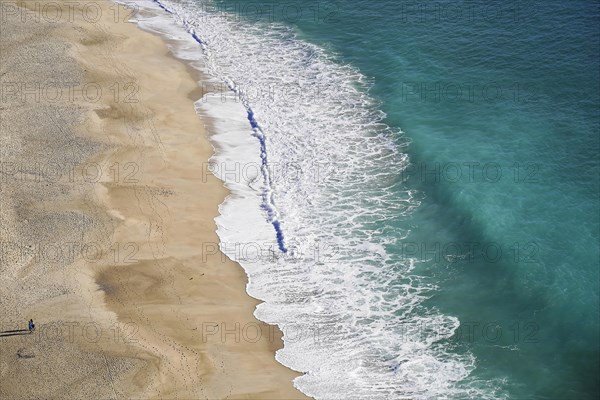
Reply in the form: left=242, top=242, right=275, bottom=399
left=152, top=0, right=287, bottom=253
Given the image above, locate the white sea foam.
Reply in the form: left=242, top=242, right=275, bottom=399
left=117, top=0, right=500, bottom=398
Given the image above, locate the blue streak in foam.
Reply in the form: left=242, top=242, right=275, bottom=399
left=191, top=32, right=203, bottom=45
left=152, top=0, right=288, bottom=253
left=153, top=0, right=172, bottom=14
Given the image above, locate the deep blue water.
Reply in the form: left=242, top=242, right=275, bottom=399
left=160, top=0, right=600, bottom=397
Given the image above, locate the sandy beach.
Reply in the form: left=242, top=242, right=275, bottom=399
left=0, top=1, right=308, bottom=398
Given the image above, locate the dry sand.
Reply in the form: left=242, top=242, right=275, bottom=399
left=0, top=1, right=308, bottom=398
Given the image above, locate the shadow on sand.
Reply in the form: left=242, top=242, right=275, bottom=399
left=0, top=329, right=30, bottom=338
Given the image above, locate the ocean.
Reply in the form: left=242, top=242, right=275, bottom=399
left=123, top=0, right=600, bottom=398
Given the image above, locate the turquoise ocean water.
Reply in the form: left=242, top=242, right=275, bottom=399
left=132, top=0, right=599, bottom=398
left=295, top=1, right=600, bottom=398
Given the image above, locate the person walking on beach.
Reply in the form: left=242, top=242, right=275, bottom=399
left=28, top=319, right=35, bottom=333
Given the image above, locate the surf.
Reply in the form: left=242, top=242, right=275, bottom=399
left=117, top=0, right=507, bottom=398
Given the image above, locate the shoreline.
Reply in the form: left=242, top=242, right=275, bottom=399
left=0, top=1, right=308, bottom=398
